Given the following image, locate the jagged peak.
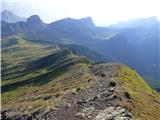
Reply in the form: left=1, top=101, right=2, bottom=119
left=1, top=10, right=26, bottom=23
left=27, top=15, right=44, bottom=25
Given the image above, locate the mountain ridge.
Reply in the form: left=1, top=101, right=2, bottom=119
left=1, top=11, right=160, bottom=120
left=2, top=62, right=160, bottom=120
left=1, top=13, right=159, bottom=90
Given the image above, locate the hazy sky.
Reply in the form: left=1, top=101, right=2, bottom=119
left=1, top=0, right=160, bottom=26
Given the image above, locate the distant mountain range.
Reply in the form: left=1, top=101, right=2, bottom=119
left=1, top=10, right=26, bottom=23
left=1, top=10, right=159, bottom=90
left=109, top=16, right=158, bottom=28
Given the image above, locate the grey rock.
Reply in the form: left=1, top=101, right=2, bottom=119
left=119, top=108, right=126, bottom=114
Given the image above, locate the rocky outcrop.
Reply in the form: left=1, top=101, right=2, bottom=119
left=94, top=106, right=132, bottom=120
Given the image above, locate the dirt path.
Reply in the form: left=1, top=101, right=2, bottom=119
left=37, top=63, right=132, bottom=120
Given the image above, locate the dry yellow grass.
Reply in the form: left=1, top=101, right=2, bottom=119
left=117, top=65, right=160, bottom=120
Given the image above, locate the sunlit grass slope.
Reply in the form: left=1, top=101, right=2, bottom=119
left=1, top=36, right=91, bottom=113
left=117, top=65, right=160, bottom=120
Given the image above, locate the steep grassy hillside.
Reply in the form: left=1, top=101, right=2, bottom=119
left=1, top=36, right=91, bottom=114
left=2, top=36, right=58, bottom=87
left=117, top=65, right=160, bottom=120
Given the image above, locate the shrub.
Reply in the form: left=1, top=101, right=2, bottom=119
left=76, top=87, right=81, bottom=92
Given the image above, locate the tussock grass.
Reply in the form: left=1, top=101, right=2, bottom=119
left=117, top=65, right=160, bottom=120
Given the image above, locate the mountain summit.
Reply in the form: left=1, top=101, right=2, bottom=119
left=26, top=15, right=46, bottom=28
left=49, top=16, right=95, bottom=30
left=77, top=16, right=95, bottom=28
left=27, top=15, right=44, bottom=25
left=1, top=10, right=26, bottom=23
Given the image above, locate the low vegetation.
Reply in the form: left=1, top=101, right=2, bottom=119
left=1, top=36, right=92, bottom=114
left=117, top=65, right=160, bottom=120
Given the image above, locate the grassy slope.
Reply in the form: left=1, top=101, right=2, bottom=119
left=1, top=36, right=91, bottom=114
left=117, top=65, right=160, bottom=120
left=2, top=36, right=160, bottom=119
left=2, top=36, right=56, bottom=86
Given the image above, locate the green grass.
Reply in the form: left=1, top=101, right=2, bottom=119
left=2, top=62, right=93, bottom=114
left=1, top=36, right=92, bottom=114
left=2, top=36, right=56, bottom=83
left=118, top=65, right=153, bottom=92
left=2, top=86, right=36, bottom=105
left=117, top=64, right=160, bottom=120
